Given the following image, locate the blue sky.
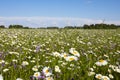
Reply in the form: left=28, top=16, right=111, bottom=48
left=0, top=0, right=120, bottom=27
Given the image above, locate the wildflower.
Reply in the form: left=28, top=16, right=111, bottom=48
left=95, top=59, right=108, bottom=66
left=89, top=68, right=94, bottom=72
left=45, top=77, right=54, bottom=80
left=9, top=52, right=19, bottom=55
left=70, top=64, right=74, bottom=67
left=53, top=52, right=61, bottom=57
left=108, top=69, right=111, bottom=73
left=88, top=72, right=95, bottom=76
left=65, top=56, right=78, bottom=61
left=60, top=52, right=68, bottom=58
left=95, top=74, right=102, bottom=79
left=32, top=67, right=38, bottom=72
left=22, top=61, right=29, bottom=66
left=5, top=62, right=9, bottom=65
left=0, top=60, right=5, bottom=64
left=43, top=67, right=52, bottom=77
left=109, top=74, right=114, bottom=79
left=102, top=76, right=110, bottom=80
left=3, top=68, right=9, bottom=72
left=35, top=45, right=41, bottom=53
left=87, top=42, right=92, bottom=45
left=69, top=48, right=80, bottom=57
left=109, top=65, right=120, bottom=73
left=115, top=68, right=120, bottom=73
left=12, top=59, right=18, bottom=63
left=33, top=72, right=41, bottom=79
left=30, top=60, right=35, bottom=63
left=0, top=74, right=3, bottom=80
left=16, top=78, right=23, bottom=80
left=55, top=65, right=61, bottom=73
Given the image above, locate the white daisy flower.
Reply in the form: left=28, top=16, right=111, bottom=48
left=88, top=72, right=95, bottom=76
left=0, top=60, right=5, bottom=64
left=109, top=74, right=114, bottom=79
left=65, top=56, right=78, bottom=61
left=43, top=67, right=52, bottom=77
left=95, top=59, right=108, bottom=66
left=60, top=52, right=68, bottom=58
left=55, top=65, right=61, bottom=73
left=22, top=61, right=29, bottom=66
left=3, top=68, right=9, bottom=72
left=53, top=52, right=61, bottom=57
left=33, top=72, right=41, bottom=79
left=16, top=78, right=23, bottom=80
left=0, top=74, right=3, bottom=80
left=102, top=76, right=110, bottom=80
left=95, top=74, right=102, bottom=79
left=45, top=77, right=54, bottom=80
left=69, top=48, right=80, bottom=57
left=32, top=67, right=38, bottom=72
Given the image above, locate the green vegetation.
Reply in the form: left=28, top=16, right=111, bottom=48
left=0, top=29, right=120, bottom=80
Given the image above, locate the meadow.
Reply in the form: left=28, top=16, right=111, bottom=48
left=0, top=29, right=120, bottom=80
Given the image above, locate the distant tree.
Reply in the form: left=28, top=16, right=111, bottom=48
left=0, top=25, right=5, bottom=28
left=83, top=24, right=118, bottom=29
left=9, top=25, right=23, bottom=29
left=83, top=24, right=89, bottom=29
left=47, top=26, right=59, bottom=29
left=64, top=26, right=74, bottom=29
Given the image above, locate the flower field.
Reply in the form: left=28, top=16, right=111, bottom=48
left=0, top=29, right=120, bottom=80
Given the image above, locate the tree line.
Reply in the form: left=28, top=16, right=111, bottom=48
left=0, top=24, right=120, bottom=29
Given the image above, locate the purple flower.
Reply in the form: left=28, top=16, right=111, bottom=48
left=36, top=45, right=41, bottom=53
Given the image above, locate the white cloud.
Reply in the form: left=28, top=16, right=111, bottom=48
left=0, top=17, right=120, bottom=28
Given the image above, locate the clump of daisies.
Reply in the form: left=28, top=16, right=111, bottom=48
left=31, top=66, right=53, bottom=80
left=51, top=48, right=80, bottom=62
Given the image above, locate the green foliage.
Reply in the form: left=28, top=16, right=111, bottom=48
left=9, top=25, right=23, bottom=29
left=83, top=24, right=120, bottom=29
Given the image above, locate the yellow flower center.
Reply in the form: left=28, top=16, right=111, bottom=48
left=99, top=59, right=104, bottom=62
left=97, top=75, right=102, bottom=79
left=48, top=77, right=51, bottom=80
left=103, top=77, right=108, bottom=80
left=45, top=69, right=49, bottom=73
left=64, top=54, right=67, bottom=57
left=69, top=58, right=74, bottom=61
left=35, top=73, right=39, bottom=77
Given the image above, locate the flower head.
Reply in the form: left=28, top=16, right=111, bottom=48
left=45, top=77, right=53, bottom=80
left=69, top=48, right=80, bottom=57
left=0, top=74, right=3, bottom=80
left=102, top=76, right=110, bottom=80
left=22, top=61, right=29, bottom=66
left=95, top=59, right=108, bottom=66
left=95, top=74, right=102, bottom=79
left=65, top=56, right=78, bottom=61
left=43, top=67, right=52, bottom=77
left=33, top=72, right=41, bottom=79
left=16, top=78, right=23, bottom=80
left=55, top=65, right=61, bottom=73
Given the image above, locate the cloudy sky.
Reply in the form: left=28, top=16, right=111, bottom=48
left=0, top=0, right=120, bottom=27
